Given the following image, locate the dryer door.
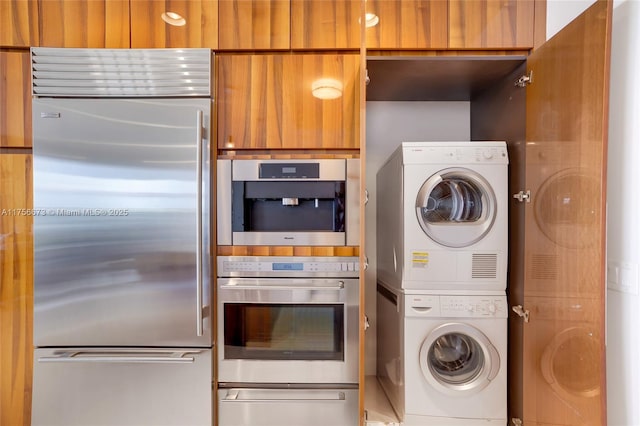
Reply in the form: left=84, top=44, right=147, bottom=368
left=415, top=168, right=496, bottom=248
left=419, top=323, right=500, bottom=396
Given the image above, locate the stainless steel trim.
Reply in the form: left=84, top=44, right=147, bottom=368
left=196, top=109, right=204, bottom=337
left=38, top=350, right=197, bottom=364
left=346, top=158, right=360, bottom=246
left=31, top=48, right=212, bottom=97
left=220, top=281, right=344, bottom=291
left=232, top=159, right=346, bottom=181
left=221, top=389, right=346, bottom=401
left=232, top=231, right=345, bottom=246
left=216, top=159, right=232, bottom=245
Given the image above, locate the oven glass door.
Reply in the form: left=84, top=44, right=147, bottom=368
left=224, top=303, right=344, bottom=361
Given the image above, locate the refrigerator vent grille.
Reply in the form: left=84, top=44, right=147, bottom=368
left=31, top=48, right=212, bottom=97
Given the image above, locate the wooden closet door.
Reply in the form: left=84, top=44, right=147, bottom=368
left=520, top=1, right=612, bottom=425
left=39, top=0, right=130, bottom=48
left=0, top=154, right=34, bottom=426
left=218, top=0, right=289, bottom=50
left=130, top=0, right=218, bottom=48
left=449, top=0, right=535, bottom=49
left=0, top=51, right=31, bottom=148
left=0, top=0, right=39, bottom=47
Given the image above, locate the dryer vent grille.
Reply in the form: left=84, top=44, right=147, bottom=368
left=471, top=254, right=498, bottom=279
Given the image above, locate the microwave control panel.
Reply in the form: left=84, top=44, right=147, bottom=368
left=217, top=256, right=360, bottom=278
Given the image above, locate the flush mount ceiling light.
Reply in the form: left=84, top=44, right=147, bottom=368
left=364, top=13, right=380, bottom=28
left=311, top=78, right=343, bottom=100
left=161, top=11, right=186, bottom=26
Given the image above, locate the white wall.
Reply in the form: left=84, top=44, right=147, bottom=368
left=546, top=0, right=594, bottom=39
left=605, top=1, right=640, bottom=425
left=364, top=101, right=470, bottom=375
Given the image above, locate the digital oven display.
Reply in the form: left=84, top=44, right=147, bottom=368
left=259, top=163, right=320, bottom=178
left=272, top=263, right=304, bottom=271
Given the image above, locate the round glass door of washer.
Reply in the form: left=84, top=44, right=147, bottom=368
left=415, top=168, right=497, bottom=248
left=419, top=323, right=500, bottom=396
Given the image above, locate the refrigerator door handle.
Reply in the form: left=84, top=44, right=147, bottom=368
left=38, top=351, right=197, bottom=364
left=196, top=109, right=204, bottom=337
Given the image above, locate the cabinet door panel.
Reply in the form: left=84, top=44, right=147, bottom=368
left=131, top=0, right=218, bottom=48
left=449, top=0, right=535, bottom=49
left=0, top=0, right=39, bottom=47
left=219, top=0, right=289, bottom=50
left=39, top=0, right=130, bottom=48
left=282, top=54, right=360, bottom=148
left=0, top=154, right=34, bottom=426
left=291, top=0, right=361, bottom=49
left=0, top=51, right=31, bottom=148
left=365, top=0, right=448, bottom=49
left=522, top=1, right=611, bottom=425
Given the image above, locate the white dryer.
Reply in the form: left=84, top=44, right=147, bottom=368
left=377, top=285, right=507, bottom=425
left=377, top=141, right=508, bottom=292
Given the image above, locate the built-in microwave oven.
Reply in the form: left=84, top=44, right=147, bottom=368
left=216, top=159, right=360, bottom=246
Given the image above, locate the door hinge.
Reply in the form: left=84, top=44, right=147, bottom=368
left=511, top=418, right=523, bottom=426
left=513, top=190, right=531, bottom=203
left=512, top=305, right=530, bottom=323
left=364, top=315, right=370, bottom=331
left=515, top=71, right=533, bottom=87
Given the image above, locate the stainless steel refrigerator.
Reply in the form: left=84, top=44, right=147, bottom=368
left=30, top=48, right=213, bottom=426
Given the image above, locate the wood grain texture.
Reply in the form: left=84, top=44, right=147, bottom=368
left=217, top=54, right=360, bottom=150
left=0, top=51, right=32, bottom=148
left=449, top=0, right=535, bottom=49
left=0, top=0, right=39, bottom=47
left=522, top=1, right=611, bottom=425
left=0, top=154, right=33, bottom=426
left=291, top=0, right=361, bottom=49
left=217, top=246, right=360, bottom=257
left=218, top=0, right=289, bottom=50
left=365, top=0, right=448, bottom=49
left=39, top=0, right=130, bottom=48
left=130, top=0, right=218, bottom=48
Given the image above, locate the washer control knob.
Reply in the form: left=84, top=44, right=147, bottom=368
left=483, top=150, right=494, bottom=160
left=466, top=304, right=474, bottom=312
left=488, top=303, right=497, bottom=314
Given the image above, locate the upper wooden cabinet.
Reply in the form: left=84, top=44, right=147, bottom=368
left=131, top=0, right=218, bottom=48
left=449, top=0, right=535, bottom=49
left=291, top=0, right=361, bottom=50
left=0, top=51, right=32, bottom=148
left=217, top=53, right=360, bottom=149
left=365, top=0, right=448, bottom=49
left=0, top=0, right=39, bottom=47
left=38, top=0, right=130, bottom=48
left=218, top=0, right=289, bottom=50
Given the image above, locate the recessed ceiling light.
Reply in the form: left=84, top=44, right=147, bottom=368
left=161, top=11, right=186, bottom=26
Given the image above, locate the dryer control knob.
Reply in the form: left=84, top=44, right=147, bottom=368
left=483, top=150, right=494, bottom=160
left=488, top=303, right=497, bottom=314
left=466, top=304, right=474, bottom=312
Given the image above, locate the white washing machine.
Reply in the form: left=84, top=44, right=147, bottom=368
left=377, top=141, right=509, bottom=292
left=377, top=285, right=507, bottom=426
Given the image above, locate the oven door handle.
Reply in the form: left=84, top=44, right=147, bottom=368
left=221, top=389, right=346, bottom=402
left=220, top=281, right=345, bottom=291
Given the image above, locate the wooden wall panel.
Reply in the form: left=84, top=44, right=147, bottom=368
left=218, top=0, right=289, bottom=50
left=365, top=0, right=448, bottom=49
left=131, top=0, right=218, bottom=48
left=0, top=154, right=34, bottom=426
left=449, top=0, right=535, bottom=49
left=217, top=54, right=360, bottom=150
left=291, top=0, right=361, bottom=49
left=0, top=0, right=39, bottom=47
left=0, top=51, right=32, bottom=148
left=39, top=0, right=130, bottom=48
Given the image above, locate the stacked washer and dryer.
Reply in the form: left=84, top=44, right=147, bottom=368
left=376, top=141, right=509, bottom=425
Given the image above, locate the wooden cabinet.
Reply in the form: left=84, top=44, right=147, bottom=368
left=365, top=0, right=448, bottom=49
left=217, top=53, right=360, bottom=150
left=291, top=0, right=361, bottom=50
left=38, top=0, right=130, bottom=48
left=0, top=0, right=39, bottom=47
left=219, top=0, right=289, bottom=50
left=449, top=0, right=535, bottom=49
left=0, top=154, right=34, bottom=426
left=0, top=51, right=32, bottom=148
left=130, top=0, right=217, bottom=48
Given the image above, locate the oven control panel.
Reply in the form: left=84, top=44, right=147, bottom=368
left=217, top=256, right=360, bottom=278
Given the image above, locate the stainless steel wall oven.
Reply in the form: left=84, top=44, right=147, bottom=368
left=217, top=159, right=360, bottom=246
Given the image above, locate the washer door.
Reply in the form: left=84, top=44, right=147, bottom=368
left=415, top=168, right=497, bottom=248
left=419, top=323, right=500, bottom=397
